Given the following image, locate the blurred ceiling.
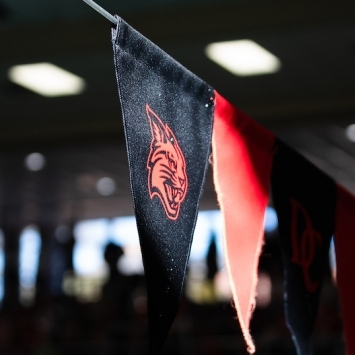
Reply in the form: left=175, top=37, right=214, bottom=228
left=1, top=0, right=355, bottom=223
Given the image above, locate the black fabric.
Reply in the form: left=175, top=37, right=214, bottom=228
left=111, top=16, right=214, bottom=354
left=271, top=139, right=336, bottom=355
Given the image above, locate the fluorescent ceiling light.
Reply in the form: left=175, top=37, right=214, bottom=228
left=8, top=62, right=86, bottom=97
left=205, top=40, right=281, bottom=76
left=346, top=124, right=355, bottom=142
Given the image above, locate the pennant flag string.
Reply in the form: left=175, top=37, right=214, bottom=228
left=81, top=0, right=118, bottom=24
left=66, top=6, right=355, bottom=354
left=5, top=2, right=354, bottom=354
left=108, top=15, right=353, bottom=355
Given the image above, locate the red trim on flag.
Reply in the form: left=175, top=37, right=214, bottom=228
left=335, top=184, right=355, bottom=355
left=212, top=92, right=275, bottom=353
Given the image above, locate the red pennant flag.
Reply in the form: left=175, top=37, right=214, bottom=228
left=212, top=92, right=275, bottom=353
left=335, top=184, right=355, bottom=355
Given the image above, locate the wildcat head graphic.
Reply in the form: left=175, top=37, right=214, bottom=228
left=146, top=104, right=188, bottom=220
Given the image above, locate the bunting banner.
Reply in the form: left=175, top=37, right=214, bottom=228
left=111, top=16, right=214, bottom=354
left=212, top=92, right=275, bottom=353
left=334, top=184, right=355, bottom=355
left=109, top=13, right=355, bottom=355
left=271, top=139, right=336, bottom=355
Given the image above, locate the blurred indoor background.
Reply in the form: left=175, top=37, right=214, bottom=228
left=0, top=0, right=353, bottom=353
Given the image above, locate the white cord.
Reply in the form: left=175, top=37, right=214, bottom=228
left=82, top=0, right=118, bottom=24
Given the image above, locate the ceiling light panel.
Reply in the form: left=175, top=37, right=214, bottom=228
left=8, top=62, right=86, bottom=97
left=205, top=40, right=281, bottom=76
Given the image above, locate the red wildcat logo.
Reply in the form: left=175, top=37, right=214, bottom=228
left=146, top=104, right=188, bottom=220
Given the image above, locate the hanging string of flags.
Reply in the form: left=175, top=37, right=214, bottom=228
left=82, top=1, right=355, bottom=354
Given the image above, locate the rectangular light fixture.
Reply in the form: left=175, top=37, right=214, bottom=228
left=8, top=62, right=86, bottom=97
left=205, top=40, right=281, bottom=76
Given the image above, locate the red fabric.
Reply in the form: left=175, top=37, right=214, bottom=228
left=212, top=92, right=275, bottom=353
left=334, top=184, right=355, bottom=355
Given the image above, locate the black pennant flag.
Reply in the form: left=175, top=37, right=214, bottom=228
left=271, top=139, right=336, bottom=355
left=111, top=16, right=214, bottom=353
left=334, top=185, right=355, bottom=355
